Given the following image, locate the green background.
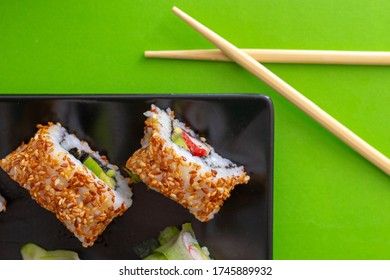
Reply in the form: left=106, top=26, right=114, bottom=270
left=0, top=0, right=389, bottom=259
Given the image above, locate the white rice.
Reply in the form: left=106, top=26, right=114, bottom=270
left=0, top=193, right=6, bottom=212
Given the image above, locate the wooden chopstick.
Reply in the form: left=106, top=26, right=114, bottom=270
left=172, top=6, right=390, bottom=175
left=145, top=49, right=390, bottom=65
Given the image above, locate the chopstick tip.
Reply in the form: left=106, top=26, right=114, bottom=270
left=144, top=51, right=154, bottom=58
left=172, top=6, right=184, bottom=16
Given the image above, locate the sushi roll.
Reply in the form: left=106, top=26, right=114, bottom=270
left=0, top=192, right=6, bottom=213
left=0, top=122, right=132, bottom=247
left=126, top=105, right=250, bottom=222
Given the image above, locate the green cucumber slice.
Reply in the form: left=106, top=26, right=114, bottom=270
left=142, top=223, right=211, bottom=260
left=83, top=157, right=104, bottom=176
left=158, top=226, right=180, bottom=245
left=21, top=243, right=80, bottom=260
left=171, top=127, right=189, bottom=150
left=143, top=252, right=167, bottom=260
left=123, top=167, right=142, bottom=183
left=106, top=169, right=116, bottom=178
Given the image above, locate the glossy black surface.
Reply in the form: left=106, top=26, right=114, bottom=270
left=0, top=94, right=273, bottom=260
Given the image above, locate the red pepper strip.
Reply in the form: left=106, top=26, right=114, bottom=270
left=182, top=131, right=208, bottom=157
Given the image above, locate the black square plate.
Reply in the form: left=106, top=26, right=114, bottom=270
left=0, top=94, right=273, bottom=260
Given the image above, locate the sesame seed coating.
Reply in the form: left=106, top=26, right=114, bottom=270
left=0, top=123, right=130, bottom=247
